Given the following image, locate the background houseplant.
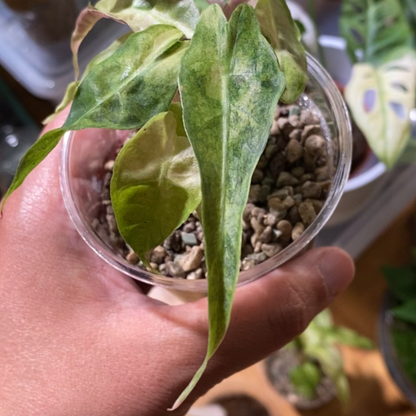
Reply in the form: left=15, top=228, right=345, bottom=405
left=379, top=250, right=416, bottom=407
left=265, top=308, right=373, bottom=409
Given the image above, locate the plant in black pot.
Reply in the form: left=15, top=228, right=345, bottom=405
left=380, top=250, right=416, bottom=407
left=265, top=308, right=373, bottom=409
left=1, top=0, right=352, bottom=410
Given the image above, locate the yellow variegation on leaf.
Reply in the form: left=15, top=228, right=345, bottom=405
left=345, top=54, right=416, bottom=168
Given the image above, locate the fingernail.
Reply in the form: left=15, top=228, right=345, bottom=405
left=318, top=249, right=354, bottom=300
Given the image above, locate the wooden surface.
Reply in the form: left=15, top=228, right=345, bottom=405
left=195, top=200, right=416, bottom=416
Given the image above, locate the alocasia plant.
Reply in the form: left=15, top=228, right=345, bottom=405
left=341, top=0, right=416, bottom=168
left=1, top=0, right=309, bottom=408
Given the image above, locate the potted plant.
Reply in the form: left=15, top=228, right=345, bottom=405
left=265, top=308, right=373, bottom=409
left=379, top=250, right=416, bottom=407
left=0, top=0, right=352, bottom=409
left=326, top=0, right=416, bottom=226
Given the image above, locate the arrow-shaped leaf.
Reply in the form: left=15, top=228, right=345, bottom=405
left=255, top=0, right=307, bottom=103
left=65, top=25, right=187, bottom=131
left=2, top=25, right=186, bottom=213
left=71, top=0, right=199, bottom=77
left=174, top=4, right=285, bottom=409
left=345, top=54, right=416, bottom=168
left=111, top=111, right=201, bottom=264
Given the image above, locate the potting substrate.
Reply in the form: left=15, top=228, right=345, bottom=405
left=92, top=102, right=333, bottom=279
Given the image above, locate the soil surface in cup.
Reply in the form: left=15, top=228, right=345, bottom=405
left=265, top=348, right=336, bottom=410
left=92, top=102, right=332, bottom=279
left=210, top=394, right=271, bottom=416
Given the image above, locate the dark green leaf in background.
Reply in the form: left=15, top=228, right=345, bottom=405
left=392, top=326, right=416, bottom=385
left=255, top=0, right=308, bottom=103
left=174, top=3, right=285, bottom=408
left=340, top=0, right=414, bottom=66
left=383, top=265, right=416, bottom=302
left=392, top=299, right=416, bottom=325
left=111, top=111, right=201, bottom=264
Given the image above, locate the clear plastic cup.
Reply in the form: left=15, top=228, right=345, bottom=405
left=60, top=53, right=352, bottom=293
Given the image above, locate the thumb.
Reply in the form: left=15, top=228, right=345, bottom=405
left=183, top=247, right=354, bottom=398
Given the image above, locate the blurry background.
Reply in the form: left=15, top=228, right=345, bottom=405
left=1, top=1, right=416, bottom=415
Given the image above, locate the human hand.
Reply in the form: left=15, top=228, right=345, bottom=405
left=0, top=111, right=354, bottom=416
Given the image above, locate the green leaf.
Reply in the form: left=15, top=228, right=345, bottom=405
left=1, top=128, right=66, bottom=214
left=194, top=0, right=210, bottom=11
left=324, top=327, right=374, bottom=349
left=71, top=0, right=199, bottom=77
left=392, top=325, right=416, bottom=385
left=83, top=32, right=132, bottom=78
left=340, top=0, right=414, bottom=67
left=255, top=0, right=308, bottom=103
left=289, top=361, right=321, bottom=400
left=111, top=111, right=201, bottom=263
left=401, top=0, right=416, bottom=43
left=383, top=265, right=416, bottom=302
left=65, top=25, right=187, bottom=131
left=344, top=54, right=416, bottom=168
left=392, top=300, right=416, bottom=325
left=174, top=4, right=285, bottom=409
left=42, top=81, right=80, bottom=125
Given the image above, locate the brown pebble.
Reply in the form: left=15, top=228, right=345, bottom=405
left=277, top=172, right=299, bottom=187
left=299, top=202, right=317, bottom=226
left=150, top=246, right=166, bottom=264
left=251, top=169, right=264, bottom=184
left=289, top=129, right=302, bottom=141
left=268, top=152, right=286, bottom=180
left=242, top=244, right=254, bottom=257
left=256, top=155, right=269, bottom=170
left=287, top=206, right=301, bottom=224
left=288, top=114, right=300, bottom=128
left=292, top=222, right=305, bottom=240
left=301, top=181, right=322, bottom=199
left=305, top=198, right=324, bottom=214
left=166, top=261, right=185, bottom=278
left=242, top=219, right=250, bottom=231
left=252, top=207, right=267, bottom=222
left=267, top=198, right=287, bottom=220
left=264, top=212, right=279, bottom=226
left=249, top=184, right=262, bottom=202
left=299, top=173, right=315, bottom=185
left=254, top=241, right=263, bottom=253
left=150, top=262, right=159, bottom=270
left=300, top=110, right=320, bottom=125
left=301, top=125, right=322, bottom=144
left=285, top=139, right=304, bottom=163
left=305, top=135, right=326, bottom=157
left=265, top=144, right=278, bottom=160
left=126, top=251, right=139, bottom=265
left=178, top=246, right=204, bottom=272
left=183, top=222, right=196, bottom=233
left=315, top=166, right=330, bottom=182
left=318, top=180, right=332, bottom=192
left=277, top=220, right=293, bottom=237
left=259, top=226, right=273, bottom=243
left=281, top=196, right=295, bottom=209
left=250, top=216, right=264, bottom=233
left=261, top=243, right=283, bottom=258
left=243, top=203, right=255, bottom=221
